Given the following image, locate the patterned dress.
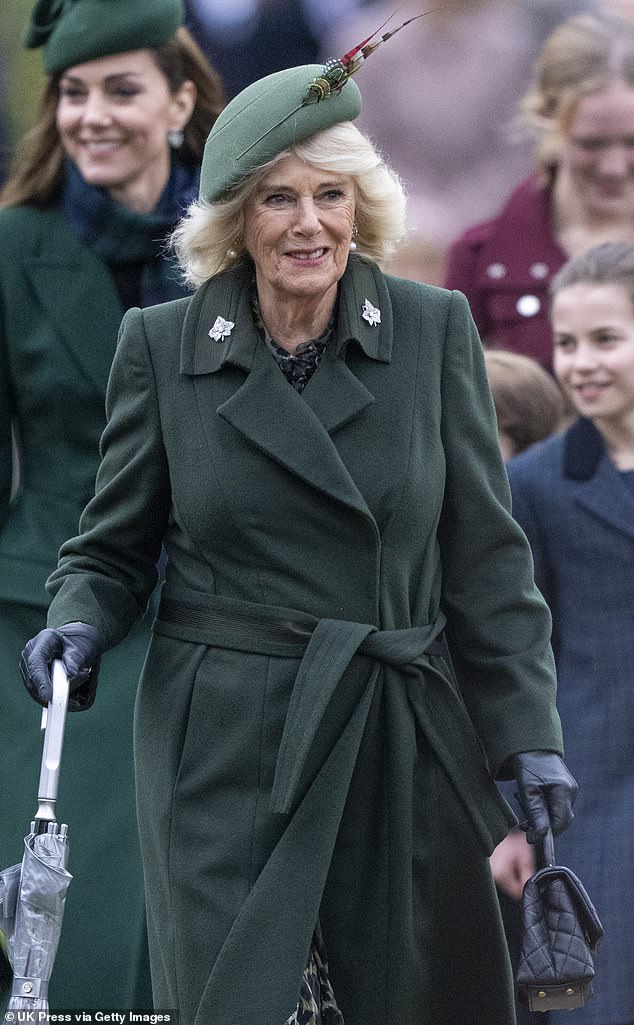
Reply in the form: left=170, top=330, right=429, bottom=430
left=251, top=290, right=344, bottom=1025
left=285, top=927, right=344, bottom=1025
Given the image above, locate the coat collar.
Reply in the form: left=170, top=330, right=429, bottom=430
left=563, top=417, right=605, bottom=482
left=23, top=206, right=124, bottom=393
left=179, top=253, right=393, bottom=376
left=180, top=254, right=393, bottom=525
left=564, top=417, right=634, bottom=542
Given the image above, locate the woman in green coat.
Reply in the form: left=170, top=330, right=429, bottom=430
left=20, top=43, right=577, bottom=1025
left=0, top=0, right=224, bottom=1007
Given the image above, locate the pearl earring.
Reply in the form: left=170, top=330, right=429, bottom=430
left=168, top=129, right=184, bottom=148
left=349, top=240, right=357, bottom=252
left=226, top=248, right=238, bottom=260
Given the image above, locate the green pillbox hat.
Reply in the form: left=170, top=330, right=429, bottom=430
left=25, top=0, right=185, bottom=74
left=199, top=64, right=362, bottom=203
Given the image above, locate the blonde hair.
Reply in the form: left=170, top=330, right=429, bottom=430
left=172, top=121, right=407, bottom=286
left=0, top=28, right=225, bottom=209
left=484, top=350, right=566, bottom=455
left=518, top=13, right=634, bottom=180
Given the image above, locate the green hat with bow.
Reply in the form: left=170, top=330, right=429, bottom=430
left=25, top=0, right=185, bottom=74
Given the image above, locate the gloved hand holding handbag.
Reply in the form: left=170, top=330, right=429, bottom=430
left=20, top=622, right=104, bottom=711
left=511, top=751, right=578, bottom=844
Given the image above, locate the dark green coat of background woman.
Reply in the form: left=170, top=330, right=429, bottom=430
left=0, top=0, right=224, bottom=1006
left=0, top=206, right=153, bottom=1007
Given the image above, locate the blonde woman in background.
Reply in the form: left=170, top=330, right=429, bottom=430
left=445, top=12, right=634, bottom=369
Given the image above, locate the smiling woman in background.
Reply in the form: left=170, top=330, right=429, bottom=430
left=0, top=0, right=224, bottom=1007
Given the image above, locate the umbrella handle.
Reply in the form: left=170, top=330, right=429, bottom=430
left=36, top=661, right=69, bottom=829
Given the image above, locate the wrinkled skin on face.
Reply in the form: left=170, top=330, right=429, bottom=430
left=242, top=152, right=356, bottom=348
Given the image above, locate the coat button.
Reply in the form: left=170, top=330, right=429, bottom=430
left=486, top=262, right=507, bottom=279
left=516, top=294, right=541, bottom=317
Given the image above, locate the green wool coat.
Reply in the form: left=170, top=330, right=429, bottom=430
left=46, top=254, right=563, bottom=1025
left=0, top=204, right=152, bottom=1008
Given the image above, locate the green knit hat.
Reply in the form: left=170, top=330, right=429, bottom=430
left=199, top=63, right=362, bottom=203
left=25, top=0, right=185, bottom=74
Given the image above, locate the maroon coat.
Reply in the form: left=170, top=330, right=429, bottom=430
left=444, top=174, right=566, bottom=369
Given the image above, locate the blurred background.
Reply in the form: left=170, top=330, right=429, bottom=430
left=1, top=0, right=46, bottom=180
left=0, top=0, right=627, bottom=270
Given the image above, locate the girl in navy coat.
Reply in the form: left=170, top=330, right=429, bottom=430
left=507, top=242, right=634, bottom=1025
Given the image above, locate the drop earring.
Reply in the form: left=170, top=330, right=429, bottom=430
left=168, top=129, right=184, bottom=149
left=226, top=248, right=238, bottom=260
left=349, top=222, right=359, bottom=251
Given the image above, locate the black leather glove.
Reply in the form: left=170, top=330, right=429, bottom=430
left=20, top=622, right=103, bottom=712
left=511, top=751, right=578, bottom=844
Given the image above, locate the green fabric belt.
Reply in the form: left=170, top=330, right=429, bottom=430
left=153, top=588, right=515, bottom=1025
left=155, top=589, right=513, bottom=841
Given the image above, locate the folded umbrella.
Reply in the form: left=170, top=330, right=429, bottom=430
left=0, top=662, right=72, bottom=1010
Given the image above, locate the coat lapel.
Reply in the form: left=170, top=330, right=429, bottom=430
left=24, top=211, right=124, bottom=393
left=570, top=460, right=634, bottom=542
left=218, top=342, right=375, bottom=521
left=180, top=256, right=392, bottom=523
left=300, top=347, right=374, bottom=434
left=565, top=418, right=634, bottom=542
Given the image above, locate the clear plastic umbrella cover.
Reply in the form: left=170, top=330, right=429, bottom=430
left=5, top=827, right=72, bottom=1009
left=0, top=864, right=21, bottom=940
left=0, top=662, right=71, bottom=1010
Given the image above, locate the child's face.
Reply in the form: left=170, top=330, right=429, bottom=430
left=552, top=282, right=634, bottom=429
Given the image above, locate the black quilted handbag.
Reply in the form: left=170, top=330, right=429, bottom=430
left=516, top=829, right=604, bottom=1012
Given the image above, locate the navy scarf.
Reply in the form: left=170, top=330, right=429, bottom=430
left=61, top=159, right=199, bottom=307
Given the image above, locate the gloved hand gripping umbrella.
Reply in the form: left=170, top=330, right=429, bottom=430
left=0, top=661, right=72, bottom=1010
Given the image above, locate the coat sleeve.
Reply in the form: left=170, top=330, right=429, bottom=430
left=437, top=290, right=562, bottom=776
left=46, top=307, right=170, bottom=648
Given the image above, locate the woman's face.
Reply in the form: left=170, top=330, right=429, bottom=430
left=56, top=49, right=195, bottom=212
left=559, top=83, right=634, bottom=219
left=242, top=152, right=356, bottom=309
left=552, top=281, right=634, bottom=429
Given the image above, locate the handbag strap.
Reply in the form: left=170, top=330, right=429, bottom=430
left=533, top=829, right=604, bottom=950
left=540, top=827, right=556, bottom=868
